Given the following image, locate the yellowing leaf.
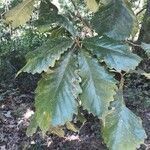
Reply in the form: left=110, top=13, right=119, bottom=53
left=5, top=0, right=34, bottom=27
left=84, top=0, right=99, bottom=12
left=66, top=122, right=79, bottom=132
left=49, top=126, right=65, bottom=137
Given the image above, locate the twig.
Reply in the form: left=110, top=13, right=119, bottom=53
left=126, top=40, right=141, bottom=47
left=119, top=73, right=126, bottom=90
left=70, top=0, right=92, bottom=30
left=136, top=6, right=146, bottom=16
left=75, top=37, right=81, bottom=48
left=70, top=0, right=77, bottom=10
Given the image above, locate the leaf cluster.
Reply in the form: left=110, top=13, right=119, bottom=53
left=2, top=0, right=149, bottom=149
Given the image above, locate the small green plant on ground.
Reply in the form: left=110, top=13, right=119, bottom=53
left=2, top=0, right=150, bottom=149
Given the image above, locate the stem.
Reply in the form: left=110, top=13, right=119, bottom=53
left=136, top=6, right=146, bottom=16
left=119, top=73, right=126, bottom=90
left=75, top=37, right=82, bottom=48
left=126, top=40, right=141, bottom=47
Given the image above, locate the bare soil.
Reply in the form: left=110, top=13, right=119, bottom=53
left=0, top=59, right=149, bottom=150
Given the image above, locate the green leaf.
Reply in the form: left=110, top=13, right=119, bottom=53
left=76, top=112, right=87, bottom=124
left=91, top=0, right=137, bottom=40
left=35, top=51, right=82, bottom=133
left=78, top=50, right=117, bottom=118
left=141, top=42, right=150, bottom=57
left=4, top=0, right=34, bottom=27
left=83, top=36, right=141, bottom=72
left=36, top=0, right=77, bottom=36
left=35, top=0, right=58, bottom=29
left=102, top=91, right=147, bottom=150
left=18, top=37, right=74, bottom=74
left=57, top=16, right=78, bottom=37
left=26, top=115, right=38, bottom=137
left=50, top=27, right=67, bottom=38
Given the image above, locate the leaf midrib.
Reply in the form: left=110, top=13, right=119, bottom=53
left=82, top=53, right=102, bottom=112
left=53, top=51, right=73, bottom=100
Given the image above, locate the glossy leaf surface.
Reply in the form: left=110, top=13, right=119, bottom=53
left=83, top=36, right=141, bottom=72
left=18, top=37, right=73, bottom=74
left=78, top=50, right=117, bottom=117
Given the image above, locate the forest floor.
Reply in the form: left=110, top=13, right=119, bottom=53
left=0, top=57, right=150, bottom=150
